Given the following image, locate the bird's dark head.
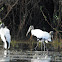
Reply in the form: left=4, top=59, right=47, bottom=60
left=0, top=18, right=5, bottom=28
left=0, top=23, right=5, bottom=28
left=26, top=25, right=34, bottom=36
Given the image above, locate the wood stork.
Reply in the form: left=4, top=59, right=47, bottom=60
left=0, top=23, right=11, bottom=49
left=26, top=25, right=53, bottom=51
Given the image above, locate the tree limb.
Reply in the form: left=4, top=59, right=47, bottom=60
left=2, top=0, right=18, bottom=20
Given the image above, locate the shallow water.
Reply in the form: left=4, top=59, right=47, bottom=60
left=0, top=49, right=62, bottom=62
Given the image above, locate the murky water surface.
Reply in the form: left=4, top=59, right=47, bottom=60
left=0, top=49, right=62, bottom=62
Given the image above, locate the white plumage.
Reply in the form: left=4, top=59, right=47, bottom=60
left=26, top=25, right=53, bottom=50
left=31, top=29, right=51, bottom=42
left=0, top=23, right=11, bottom=49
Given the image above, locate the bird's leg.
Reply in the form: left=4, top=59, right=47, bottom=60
left=41, top=42, right=42, bottom=51
left=34, top=42, right=39, bottom=50
left=44, top=42, right=45, bottom=51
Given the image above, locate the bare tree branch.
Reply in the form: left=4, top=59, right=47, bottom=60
left=40, top=7, right=62, bottom=33
left=2, top=0, right=18, bottom=20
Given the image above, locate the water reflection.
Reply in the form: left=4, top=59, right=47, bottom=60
left=0, top=49, right=61, bottom=62
left=0, top=50, right=10, bottom=62
left=31, top=54, right=51, bottom=62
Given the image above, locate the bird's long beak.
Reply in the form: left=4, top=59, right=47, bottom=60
left=26, top=28, right=31, bottom=36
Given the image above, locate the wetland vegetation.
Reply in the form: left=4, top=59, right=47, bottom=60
left=0, top=0, right=62, bottom=62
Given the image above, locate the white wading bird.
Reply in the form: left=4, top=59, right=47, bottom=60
left=26, top=25, right=53, bottom=51
left=0, top=23, right=11, bottom=49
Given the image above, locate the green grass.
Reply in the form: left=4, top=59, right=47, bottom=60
left=9, top=39, right=62, bottom=51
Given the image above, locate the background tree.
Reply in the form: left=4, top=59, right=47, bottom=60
left=0, top=0, right=61, bottom=41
